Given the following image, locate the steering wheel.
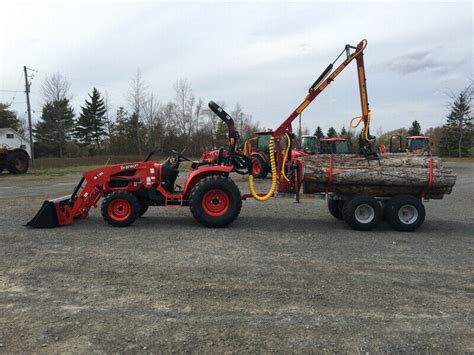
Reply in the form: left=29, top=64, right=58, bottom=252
left=170, top=148, right=192, bottom=162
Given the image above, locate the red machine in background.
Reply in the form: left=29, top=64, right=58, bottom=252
left=389, top=134, right=431, bottom=154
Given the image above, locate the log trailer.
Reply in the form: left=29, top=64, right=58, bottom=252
left=28, top=39, right=451, bottom=232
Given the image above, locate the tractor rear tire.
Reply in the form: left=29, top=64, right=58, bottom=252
left=190, top=175, right=242, bottom=228
left=384, top=195, right=425, bottom=232
left=101, top=191, right=140, bottom=227
left=327, top=200, right=344, bottom=220
left=6, top=150, right=29, bottom=174
left=251, top=156, right=269, bottom=179
left=342, top=196, right=382, bottom=231
left=139, top=199, right=149, bottom=217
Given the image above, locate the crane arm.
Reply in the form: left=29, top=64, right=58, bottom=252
left=274, top=39, right=370, bottom=138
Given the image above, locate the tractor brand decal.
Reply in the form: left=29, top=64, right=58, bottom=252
left=121, top=164, right=138, bottom=171
left=93, top=172, right=104, bottom=180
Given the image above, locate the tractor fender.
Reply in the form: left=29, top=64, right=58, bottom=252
left=250, top=152, right=267, bottom=163
left=183, top=165, right=233, bottom=197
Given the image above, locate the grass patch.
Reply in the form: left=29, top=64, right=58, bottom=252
left=442, top=156, right=474, bottom=162
left=29, top=160, right=195, bottom=176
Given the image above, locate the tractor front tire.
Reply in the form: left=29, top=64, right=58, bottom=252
left=384, top=195, right=425, bottom=232
left=6, top=150, right=29, bottom=174
left=101, top=191, right=140, bottom=227
left=251, top=156, right=269, bottom=179
left=342, top=196, right=382, bottom=231
left=190, top=175, right=242, bottom=228
left=327, top=200, right=345, bottom=220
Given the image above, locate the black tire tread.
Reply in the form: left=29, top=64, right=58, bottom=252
left=342, top=195, right=382, bottom=231
left=252, top=155, right=269, bottom=179
left=189, top=175, right=242, bottom=228
left=385, top=195, right=425, bottom=232
left=6, top=150, right=29, bottom=174
left=327, top=200, right=344, bottom=220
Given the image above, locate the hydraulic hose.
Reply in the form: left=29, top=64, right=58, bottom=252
left=280, top=133, right=291, bottom=182
left=248, top=136, right=278, bottom=201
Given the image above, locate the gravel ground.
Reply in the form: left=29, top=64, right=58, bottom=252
left=0, top=162, right=473, bottom=353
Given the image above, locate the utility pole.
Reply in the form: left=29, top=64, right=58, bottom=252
left=240, top=112, right=243, bottom=137
left=23, top=66, right=34, bottom=166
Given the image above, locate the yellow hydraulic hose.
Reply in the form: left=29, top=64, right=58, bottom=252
left=280, top=133, right=291, bottom=182
left=248, top=136, right=278, bottom=201
left=349, top=112, right=374, bottom=142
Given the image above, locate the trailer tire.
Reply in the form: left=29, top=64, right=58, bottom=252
left=251, top=156, right=269, bottom=179
left=190, top=175, right=242, bottom=228
left=342, top=196, right=382, bottom=231
left=6, top=150, right=29, bottom=174
left=101, top=191, right=140, bottom=227
left=327, top=200, right=344, bottom=220
left=385, top=195, right=425, bottom=232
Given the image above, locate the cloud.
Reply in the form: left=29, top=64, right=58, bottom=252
left=382, top=48, right=470, bottom=75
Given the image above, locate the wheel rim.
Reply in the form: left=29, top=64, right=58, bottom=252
left=202, top=189, right=230, bottom=217
left=398, top=204, right=418, bottom=225
left=354, top=204, right=375, bottom=224
left=252, top=160, right=261, bottom=175
left=15, top=158, right=26, bottom=172
left=107, top=198, right=132, bottom=221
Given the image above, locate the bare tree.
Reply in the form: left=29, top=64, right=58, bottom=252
left=174, top=78, right=196, bottom=139
left=143, top=92, right=161, bottom=149
left=42, top=72, right=71, bottom=103
left=127, top=69, right=148, bottom=155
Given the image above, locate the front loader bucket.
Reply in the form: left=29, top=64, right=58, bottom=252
left=26, top=195, right=72, bottom=228
left=27, top=201, right=59, bottom=228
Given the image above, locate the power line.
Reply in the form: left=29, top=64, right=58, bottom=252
left=0, top=89, right=24, bottom=93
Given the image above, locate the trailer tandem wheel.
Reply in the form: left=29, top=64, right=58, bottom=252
left=327, top=200, right=345, bottom=220
left=342, top=196, right=382, bottom=231
left=384, top=195, right=425, bottom=232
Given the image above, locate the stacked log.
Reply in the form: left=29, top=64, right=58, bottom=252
left=301, top=154, right=456, bottom=199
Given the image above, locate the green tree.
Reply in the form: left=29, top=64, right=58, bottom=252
left=0, top=103, right=22, bottom=132
left=326, top=126, right=337, bottom=138
left=314, top=126, right=324, bottom=140
left=340, top=125, right=348, bottom=137
left=439, top=87, right=473, bottom=157
left=34, top=99, right=75, bottom=157
left=408, top=120, right=421, bottom=136
left=75, top=88, right=107, bottom=151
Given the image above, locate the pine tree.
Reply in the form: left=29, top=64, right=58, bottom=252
left=340, top=125, right=348, bottom=138
left=76, top=88, right=107, bottom=150
left=439, top=88, right=473, bottom=157
left=0, top=103, right=22, bottom=132
left=408, top=120, right=421, bottom=136
left=34, top=99, right=75, bottom=157
left=327, top=126, right=337, bottom=138
left=314, top=126, right=324, bottom=140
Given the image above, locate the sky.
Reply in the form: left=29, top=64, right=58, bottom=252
left=0, top=0, right=472, bottom=135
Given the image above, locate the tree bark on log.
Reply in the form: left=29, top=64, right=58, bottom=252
left=301, top=154, right=456, bottom=199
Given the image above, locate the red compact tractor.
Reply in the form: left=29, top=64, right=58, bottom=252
left=28, top=101, right=250, bottom=229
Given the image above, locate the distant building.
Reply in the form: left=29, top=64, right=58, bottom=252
left=0, top=128, right=31, bottom=156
